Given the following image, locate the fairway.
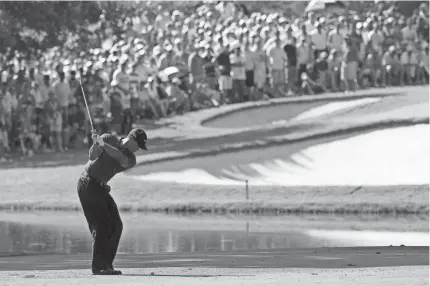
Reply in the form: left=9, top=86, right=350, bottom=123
left=0, top=247, right=428, bottom=286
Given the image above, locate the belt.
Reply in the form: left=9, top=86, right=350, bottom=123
left=82, top=171, right=107, bottom=187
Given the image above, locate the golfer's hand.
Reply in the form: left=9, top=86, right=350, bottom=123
left=91, top=130, right=98, bottom=143
left=95, top=135, right=105, bottom=146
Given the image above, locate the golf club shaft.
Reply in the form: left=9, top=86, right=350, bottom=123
left=79, top=79, right=95, bottom=132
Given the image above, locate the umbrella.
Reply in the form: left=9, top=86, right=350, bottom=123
left=305, top=0, right=345, bottom=13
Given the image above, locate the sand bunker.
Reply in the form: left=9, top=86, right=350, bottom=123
left=205, top=97, right=382, bottom=129
left=136, top=125, right=429, bottom=186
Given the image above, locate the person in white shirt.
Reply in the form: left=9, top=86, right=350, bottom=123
left=134, top=54, right=152, bottom=85
left=400, top=45, right=419, bottom=85
left=402, top=18, right=418, bottom=43
left=311, top=23, right=328, bottom=59
left=253, top=39, right=268, bottom=99
left=304, top=12, right=317, bottom=35
left=30, top=81, right=46, bottom=135
left=53, top=71, right=72, bottom=150
left=0, top=86, right=16, bottom=135
left=230, top=45, right=247, bottom=103
left=419, top=46, right=429, bottom=84
left=267, top=38, right=287, bottom=97
left=154, top=7, right=170, bottom=32
left=111, top=59, right=133, bottom=135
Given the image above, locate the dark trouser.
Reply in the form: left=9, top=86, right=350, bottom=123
left=77, top=174, right=122, bottom=272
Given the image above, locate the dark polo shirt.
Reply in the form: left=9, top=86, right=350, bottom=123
left=85, top=134, right=137, bottom=184
left=215, top=51, right=232, bottom=76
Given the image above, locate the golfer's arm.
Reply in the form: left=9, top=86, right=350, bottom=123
left=89, top=143, right=103, bottom=161
left=101, top=143, right=130, bottom=168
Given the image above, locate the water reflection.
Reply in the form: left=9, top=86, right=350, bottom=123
left=0, top=220, right=427, bottom=255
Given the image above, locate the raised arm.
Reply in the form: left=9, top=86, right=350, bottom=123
left=89, top=142, right=103, bottom=161
left=96, top=134, right=132, bottom=169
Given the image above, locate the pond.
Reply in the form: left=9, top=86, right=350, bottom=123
left=0, top=213, right=428, bottom=255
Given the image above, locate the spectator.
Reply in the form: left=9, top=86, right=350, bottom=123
left=311, top=23, right=328, bottom=59
left=253, top=39, right=268, bottom=100
left=188, top=44, right=205, bottom=88
left=419, top=46, right=429, bottom=83
left=400, top=43, right=419, bottom=85
left=158, top=46, right=175, bottom=71
left=0, top=1, right=428, bottom=160
left=46, top=95, right=63, bottom=151
left=328, top=49, right=342, bottom=91
left=244, top=40, right=256, bottom=100
left=213, top=38, right=232, bottom=105
left=0, top=119, right=10, bottom=162
left=201, top=44, right=217, bottom=90
left=166, top=77, right=190, bottom=115
left=297, top=37, right=312, bottom=88
left=284, top=27, right=298, bottom=96
left=328, top=24, right=346, bottom=52
left=112, top=59, right=131, bottom=94
left=267, top=38, right=286, bottom=97
left=402, top=18, right=418, bottom=43
left=230, top=44, right=247, bottom=102
left=382, top=45, right=401, bottom=86
left=1, top=85, right=15, bottom=137
left=69, top=70, right=80, bottom=104
left=342, top=39, right=359, bottom=93
left=54, top=71, right=71, bottom=149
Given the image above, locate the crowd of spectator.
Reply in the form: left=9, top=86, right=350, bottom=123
left=0, top=1, right=429, bottom=162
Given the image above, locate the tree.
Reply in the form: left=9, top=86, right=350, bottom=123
left=0, top=1, right=101, bottom=53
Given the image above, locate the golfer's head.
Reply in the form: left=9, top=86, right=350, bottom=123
left=124, top=128, right=147, bottom=153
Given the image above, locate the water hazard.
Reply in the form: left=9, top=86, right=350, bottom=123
left=0, top=213, right=428, bottom=255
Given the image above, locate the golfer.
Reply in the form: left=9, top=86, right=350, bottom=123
left=77, top=128, right=148, bottom=275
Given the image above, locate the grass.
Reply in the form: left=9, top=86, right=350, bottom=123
left=1, top=212, right=428, bottom=232
left=0, top=162, right=428, bottom=215
left=0, top=87, right=428, bottom=215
